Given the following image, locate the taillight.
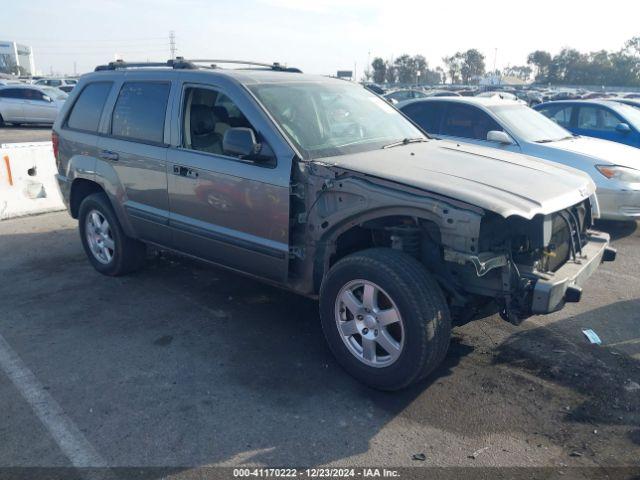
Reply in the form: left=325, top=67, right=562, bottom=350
left=52, top=131, right=60, bottom=170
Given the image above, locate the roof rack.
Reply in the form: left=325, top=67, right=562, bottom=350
left=94, top=58, right=301, bottom=73
left=94, top=58, right=196, bottom=71
left=186, top=59, right=302, bottom=72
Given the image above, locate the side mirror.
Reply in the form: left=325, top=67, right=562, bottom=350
left=223, top=127, right=260, bottom=157
left=616, top=122, right=631, bottom=134
left=487, top=130, right=514, bottom=145
left=43, top=95, right=53, bottom=103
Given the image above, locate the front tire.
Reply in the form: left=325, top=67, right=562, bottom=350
left=320, top=248, right=451, bottom=391
left=78, top=192, right=146, bottom=276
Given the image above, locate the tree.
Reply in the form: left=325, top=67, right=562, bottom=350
left=624, top=36, right=640, bottom=56
left=527, top=50, right=552, bottom=82
left=503, top=65, right=532, bottom=81
left=384, top=61, right=397, bottom=84
left=442, top=54, right=462, bottom=84
left=394, top=54, right=416, bottom=84
left=371, top=57, right=386, bottom=84
left=460, top=49, right=485, bottom=84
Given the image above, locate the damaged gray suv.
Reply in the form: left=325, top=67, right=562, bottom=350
left=53, top=59, right=616, bottom=390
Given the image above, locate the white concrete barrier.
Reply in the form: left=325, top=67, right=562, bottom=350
left=0, top=142, right=65, bottom=220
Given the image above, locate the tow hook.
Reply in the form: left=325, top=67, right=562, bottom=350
left=565, top=285, right=582, bottom=303
left=602, top=247, right=617, bottom=262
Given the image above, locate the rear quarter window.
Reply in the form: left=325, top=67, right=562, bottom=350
left=111, top=82, right=171, bottom=144
left=66, top=82, right=113, bottom=132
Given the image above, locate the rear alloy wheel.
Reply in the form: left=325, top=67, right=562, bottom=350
left=78, top=192, right=146, bottom=276
left=320, top=248, right=451, bottom=391
left=84, top=209, right=115, bottom=265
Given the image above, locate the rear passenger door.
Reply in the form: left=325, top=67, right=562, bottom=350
left=0, top=88, right=25, bottom=122
left=60, top=81, right=113, bottom=181
left=166, top=83, right=290, bottom=282
left=97, top=80, right=173, bottom=245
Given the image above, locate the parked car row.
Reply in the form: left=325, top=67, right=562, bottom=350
left=52, top=59, right=618, bottom=390
left=372, top=83, right=640, bottom=109
left=534, top=100, right=640, bottom=148
left=0, top=84, right=68, bottom=126
left=34, top=77, right=78, bottom=93
left=397, top=96, right=640, bottom=221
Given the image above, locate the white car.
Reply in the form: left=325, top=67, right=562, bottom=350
left=399, top=96, right=640, bottom=221
left=0, top=85, right=68, bottom=126
left=0, top=79, right=23, bottom=86
left=35, top=78, right=77, bottom=93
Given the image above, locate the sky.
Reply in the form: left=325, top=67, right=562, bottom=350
left=4, top=0, right=640, bottom=77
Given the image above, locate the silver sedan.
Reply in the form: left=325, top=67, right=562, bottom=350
left=0, top=85, right=67, bottom=126
left=398, top=96, right=640, bottom=221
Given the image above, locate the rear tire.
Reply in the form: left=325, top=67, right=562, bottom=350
left=78, top=192, right=146, bottom=276
left=319, top=248, right=451, bottom=391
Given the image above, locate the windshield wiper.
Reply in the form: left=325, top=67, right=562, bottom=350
left=382, top=137, right=427, bottom=149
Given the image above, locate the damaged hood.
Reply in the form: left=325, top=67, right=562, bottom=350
left=317, top=140, right=595, bottom=219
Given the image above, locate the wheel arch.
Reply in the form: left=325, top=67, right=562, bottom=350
left=69, top=178, right=105, bottom=219
left=312, top=207, right=446, bottom=294
left=69, top=176, right=135, bottom=237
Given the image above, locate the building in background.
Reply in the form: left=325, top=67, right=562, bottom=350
left=0, top=41, right=35, bottom=76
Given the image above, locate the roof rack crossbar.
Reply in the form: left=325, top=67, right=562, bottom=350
left=94, top=59, right=197, bottom=72
left=184, top=59, right=301, bottom=72
left=94, top=58, right=301, bottom=73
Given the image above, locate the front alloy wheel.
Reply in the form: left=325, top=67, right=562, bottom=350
left=320, top=248, right=452, bottom=390
left=335, top=280, right=404, bottom=368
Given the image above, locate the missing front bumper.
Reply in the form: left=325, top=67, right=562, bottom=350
left=531, top=231, right=613, bottom=314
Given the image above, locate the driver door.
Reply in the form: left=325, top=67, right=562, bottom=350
left=167, top=84, right=290, bottom=282
left=23, top=89, right=58, bottom=123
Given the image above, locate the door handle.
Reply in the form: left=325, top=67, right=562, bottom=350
left=173, top=165, right=198, bottom=178
left=99, top=150, right=119, bottom=161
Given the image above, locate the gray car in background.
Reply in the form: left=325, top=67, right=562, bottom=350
left=399, top=97, right=640, bottom=221
left=0, top=84, right=68, bottom=126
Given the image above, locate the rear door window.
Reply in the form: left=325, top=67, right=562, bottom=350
left=401, top=101, right=444, bottom=134
left=111, top=82, right=171, bottom=144
left=66, top=82, right=113, bottom=132
left=0, top=88, right=22, bottom=99
left=440, top=104, right=502, bottom=140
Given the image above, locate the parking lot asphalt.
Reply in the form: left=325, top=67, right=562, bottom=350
left=0, top=125, right=52, bottom=144
left=0, top=210, right=639, bottom=474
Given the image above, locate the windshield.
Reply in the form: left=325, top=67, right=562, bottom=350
left=614, top=103, right=640, bottom=129
left=491, top=104, right=572, bottom=143
left=249, top=81, right=425, bottom=159
left=41, top=87, right=68, bottom=100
